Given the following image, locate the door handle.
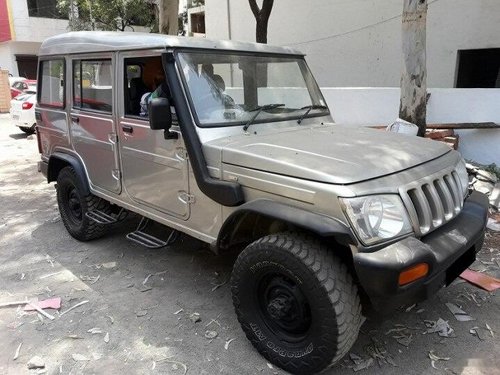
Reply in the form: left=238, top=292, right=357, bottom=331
left=122, top=125, right=134, bottom=134
left=71, top=115, right=79, bottom=123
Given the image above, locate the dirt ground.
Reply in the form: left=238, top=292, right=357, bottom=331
left=1, top=113, right=499, bottom=375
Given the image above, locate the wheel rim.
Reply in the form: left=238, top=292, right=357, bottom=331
left=66, top=187, right=83, bottom=222
left=257, top=273, right=312, bottom=343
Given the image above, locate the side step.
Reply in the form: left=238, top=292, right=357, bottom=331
left=126, top=217, right=179, bottom=249
left=85, top=208, right=126, bottom=225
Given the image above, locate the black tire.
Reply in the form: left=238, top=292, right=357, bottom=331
left=56, top=166, right=109, bottom=241
left=20, top=124, right=35, bottom=134
left=231, top=232, right=362, bottom=374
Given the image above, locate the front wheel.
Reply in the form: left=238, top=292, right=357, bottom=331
left=56, top=166, right=109, bottom=241
left=231, top=232, right=362, bottom=374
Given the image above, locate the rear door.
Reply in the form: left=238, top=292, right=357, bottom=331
left=70, top=54, right=121, bottom=194
left=116, top=51, right=190, bottom=219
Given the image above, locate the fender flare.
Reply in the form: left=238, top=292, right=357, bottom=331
left=48, top=152, right=90, bottom=195
left=216, top=199, right=355, bottom=250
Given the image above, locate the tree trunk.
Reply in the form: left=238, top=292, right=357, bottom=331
left=249, top=0, right=274, bottom=44
left=249, top=0, right=274, bottom=86
left=399, top=0, right=428, bottom=137
left=159, top=0, right=179, bottom=35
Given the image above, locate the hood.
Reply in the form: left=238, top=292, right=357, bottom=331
left=211, top=124, right=451, bottom=184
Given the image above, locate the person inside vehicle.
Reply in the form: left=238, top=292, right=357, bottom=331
left=140, top=72, right=171, bottom=117
left=212, top=74, right=235, bottom=107
left=201, top=63, right=214, bottom=77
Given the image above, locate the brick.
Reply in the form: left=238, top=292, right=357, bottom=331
left=425, top=129, right=454, bottom=139
left=441, top=135, right=460, bottom=150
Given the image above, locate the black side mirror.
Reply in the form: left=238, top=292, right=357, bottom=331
left=149, top=97, right=172, bottom=130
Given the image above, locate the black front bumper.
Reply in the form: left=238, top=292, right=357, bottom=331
left=353, top=191, right=489, bottom=312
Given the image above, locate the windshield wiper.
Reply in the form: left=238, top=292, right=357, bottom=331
left=243, top=103, right=285, bottom=132
left=297, top=104, right=328, bottom=124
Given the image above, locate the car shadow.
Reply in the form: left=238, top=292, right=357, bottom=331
left=9, top=132, right=29, bottom=140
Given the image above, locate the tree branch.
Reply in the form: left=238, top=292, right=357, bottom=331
left=260, top=0, right=274, bottom=19
left=248, top=0, right=260, bottom=18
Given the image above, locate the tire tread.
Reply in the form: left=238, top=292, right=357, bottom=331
left=231, top=232, right=363, bottom=374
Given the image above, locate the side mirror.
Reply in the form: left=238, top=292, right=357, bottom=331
left=149, top=97, right=172, bottom=130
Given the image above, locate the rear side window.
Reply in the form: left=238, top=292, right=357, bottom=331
left=73, top=59, right=113, bottom=112
left=39, top=59, right=65, bottom=108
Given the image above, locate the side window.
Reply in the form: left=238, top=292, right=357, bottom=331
left=39, top=59, right=65, bottom=108
left=73, top=59, right=113, bottom=112
left=123, top=56, right=168, bottom=117
left=124, top=63, right=146, bottom=117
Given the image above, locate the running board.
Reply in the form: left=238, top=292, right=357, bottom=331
left=86, top=210, right=117, bottom=225
left=126, top=217, right=179, bottom=249
left=86, top=207, right=126, bottom=225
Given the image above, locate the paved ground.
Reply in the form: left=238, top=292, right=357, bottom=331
left=0, top=113, right=499, bottom=375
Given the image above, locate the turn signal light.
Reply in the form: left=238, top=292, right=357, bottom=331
left=22, top=102, right=34, bottom=110
left=398, top=263, right=429, bottom=286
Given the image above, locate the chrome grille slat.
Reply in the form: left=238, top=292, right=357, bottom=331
left=444, top=174, right=461, bottom=213
left=435, top=179, right=454, bottom=220
left=408, top=188, right=432, bottom=234
left=451, top=171, right=464, bottom=209
left=423, top=183, right=444, bottom=226
left=404, top=168, right=464, bottom=236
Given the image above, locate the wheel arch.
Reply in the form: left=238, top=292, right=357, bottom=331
left=47, top=152, right=90, bottom=195
left=216, top=199, right=356, bottom=253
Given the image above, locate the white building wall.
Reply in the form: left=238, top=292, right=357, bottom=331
left=0, top=41, right=41, bottom=77
left=0, top=44, right=13, bottom=74
left=205, top=0, right=500, bottom=88
left=10, top=0, right=69, bottom=43
left=0, top=0, right=69, bottom=76
left=321, top=87, right=500, bottom=166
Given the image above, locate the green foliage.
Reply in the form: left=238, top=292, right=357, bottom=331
left=466, top=160, right=500, bottom=179
left=484, top=163, right=500, bottom=180
left=57, top=0, right=156, bottom=32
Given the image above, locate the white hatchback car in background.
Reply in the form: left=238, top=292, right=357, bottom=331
left=10, top=92, right=37, bottom=134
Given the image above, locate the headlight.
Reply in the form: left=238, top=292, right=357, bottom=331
left=455, top=159, right=469, bottom=197
left=341, top=195, right=413, bottom=245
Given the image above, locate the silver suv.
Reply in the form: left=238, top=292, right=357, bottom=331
left=36, top=31, right=488, bottom=374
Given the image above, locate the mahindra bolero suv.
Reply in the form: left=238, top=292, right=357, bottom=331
left=35, top=32, right=488, bottom=374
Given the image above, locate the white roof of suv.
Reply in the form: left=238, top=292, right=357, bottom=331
left=39, top=31, right=304, bottom=57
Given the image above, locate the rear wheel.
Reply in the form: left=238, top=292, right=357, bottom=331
left=19, top=124, right=35, bottom=134
left=56, top=166, right=110, bottom=241
left=231, top=232, right=362, bottom=374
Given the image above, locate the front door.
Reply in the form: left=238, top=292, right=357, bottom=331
left=117, top=52, right=190, bottom=219
left=70, top=55, right=121, bottom=194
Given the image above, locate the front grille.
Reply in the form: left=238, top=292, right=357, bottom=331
left=402, top=170, right=464, bottom=236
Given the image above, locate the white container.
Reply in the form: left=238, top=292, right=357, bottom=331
left=386, top=118, right=418, bottom=136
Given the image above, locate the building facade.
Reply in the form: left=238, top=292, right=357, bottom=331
left=0, top=0, right=69, bottom=78
left=205, top=0, right=500, bottom=88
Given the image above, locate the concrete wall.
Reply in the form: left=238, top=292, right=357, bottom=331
left=0, top=44, right=13, bottom=74
left=10, top=1, right=69, bottom=43
left=0, top=41, right=43, bottom=77
left=321, top=87, right=500, bottom=165
left=205, top=0, right=500, bottom=88
left=0, top=0, right=69, bottom=76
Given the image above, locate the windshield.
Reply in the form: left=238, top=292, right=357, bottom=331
left=177, top=52, right=329, bottom=127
